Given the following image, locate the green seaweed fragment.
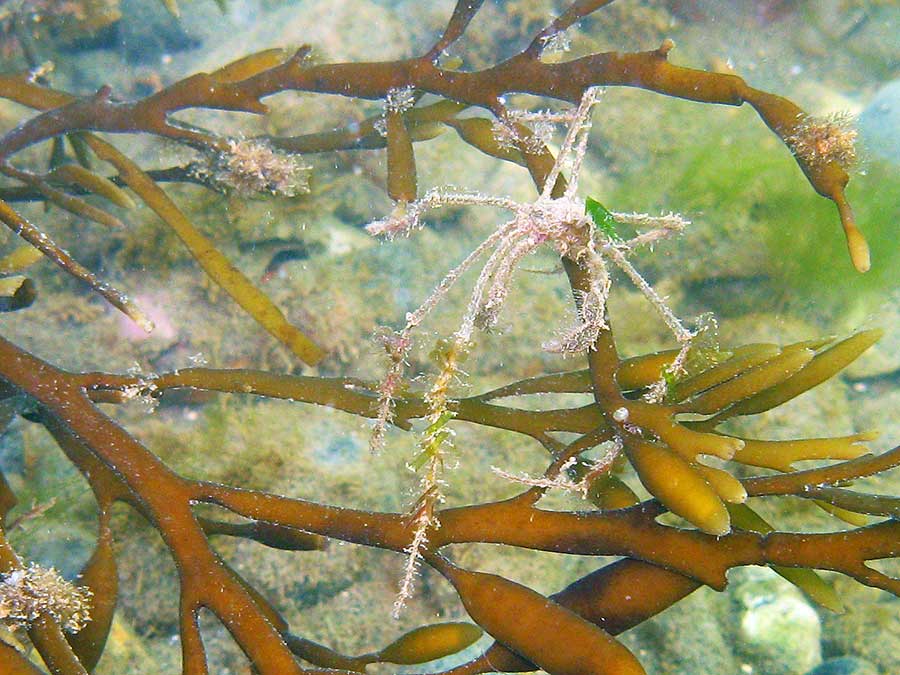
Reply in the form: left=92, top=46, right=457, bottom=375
left=585, top=196, right=622, bottom=241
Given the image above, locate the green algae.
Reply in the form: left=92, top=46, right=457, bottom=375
left=608, top=110, right=899, bottom=326
left=760, top=158, right=900, bottom=318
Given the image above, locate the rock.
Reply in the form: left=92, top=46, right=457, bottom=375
left=619, top=586, right=743, bottom=675
left=733, top=567, right=822, bottom=675
left=821, top=579, right=900, bottom=675
left=118, top=0, right=201, bottom=63
left=858, top=80, right=900, bottom=166
left=805, top=656, right=880, bottom=675
left=182, top=0, right=413, bottom=75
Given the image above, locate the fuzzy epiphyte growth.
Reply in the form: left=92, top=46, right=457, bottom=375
left=193, top=138, right=311, bottom=197
left=0, top=563, right=92, bottom=633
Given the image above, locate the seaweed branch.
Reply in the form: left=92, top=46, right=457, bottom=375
left=0, top=1, right=893, bottom=674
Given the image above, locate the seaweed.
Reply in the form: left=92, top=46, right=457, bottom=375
left=0, top=2, right=897, bottom=674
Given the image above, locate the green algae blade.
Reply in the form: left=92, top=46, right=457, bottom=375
left=585, top=196, right=621, bottom=240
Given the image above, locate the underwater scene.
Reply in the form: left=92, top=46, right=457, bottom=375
left=0, top=0, right=898, bottom=673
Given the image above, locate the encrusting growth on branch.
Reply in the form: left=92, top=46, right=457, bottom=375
left=785, top=112, right=858, bottom=170
left=191, top=137, right=311, bottom=197
left=0, top=563, right=92, bottom=634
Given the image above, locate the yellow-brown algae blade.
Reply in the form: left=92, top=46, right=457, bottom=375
left=200, top=516, right=327, bottom=551
left=272, top=99, right=460, bottom=154
left=684, top=348, right=814, bottom=415
left=283, top=634, right=368, bottom=672
left=732, top=432, right=876, bottom=472
left=492, top=353, right=674, bottom=399
left=428, top=0, right=485, bottom=58
left=67, top=520, right=117, bottom=671
left=439, top=562, right=647, bottom=675
left=692, top=463, right=747, bottom=504
left=408, top=120, right=447, bottom=143
left=813, top=499, right=869, bottom=527
left=447, top=117, right=526, bottom=166
left=626, top=440, right=731, bottom=536
left=709, top=330, right=883, bottom=422
left=386, top=109, right=418, bottom=203
left=727, top=502, right=774, bottom=534
left=626, top=403, right=744, bottom=461
left=746, top=89, right=867, bottom=272
left=780, top=336, right=837, bottom=353
left=586, top=474, right=640, bottom=510
left=67, top=132, right=95, bottom=169
left=616, top=349, right=678, bottom=391
left=210, top=49, right=293, bottom=84
left=376, top=622, right=483, bottom=665
left=0, top=641, right=48, bottom=675
left=159, top=0, right=179, bottom=16
left=772, top=565, right=845, bottom=614
left=49, top=164, right=136, bottom=210
left=0, top=276, right=36, bottom=312
left=669, top=344, right=780, bottom=402
left=82, top=135, right=326, bottom=365
left=834, top=189, right=870, bottom=273
left=250, top=520, right=327, bottom=551
left=224, top=562, right=289, bottom=634
left=0, top=197, right=153, bottom=332
left=4, top=163, right=127, bottom=229
left=0, top=244, right=44, bottom=274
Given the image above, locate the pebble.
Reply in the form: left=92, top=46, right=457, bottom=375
left=858, top=80, right=900, bottom=165
left=805, top=656, right=880, bottom=675
left=733, top=567, right=822, bottom=675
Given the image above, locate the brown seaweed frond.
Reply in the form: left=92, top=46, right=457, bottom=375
left=1, top=324, right=898, bottom=675
left=0, top=1, right=895, bottom=674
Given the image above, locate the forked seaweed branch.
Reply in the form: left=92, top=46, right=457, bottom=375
left=0, top=1, right=896, bottom=674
